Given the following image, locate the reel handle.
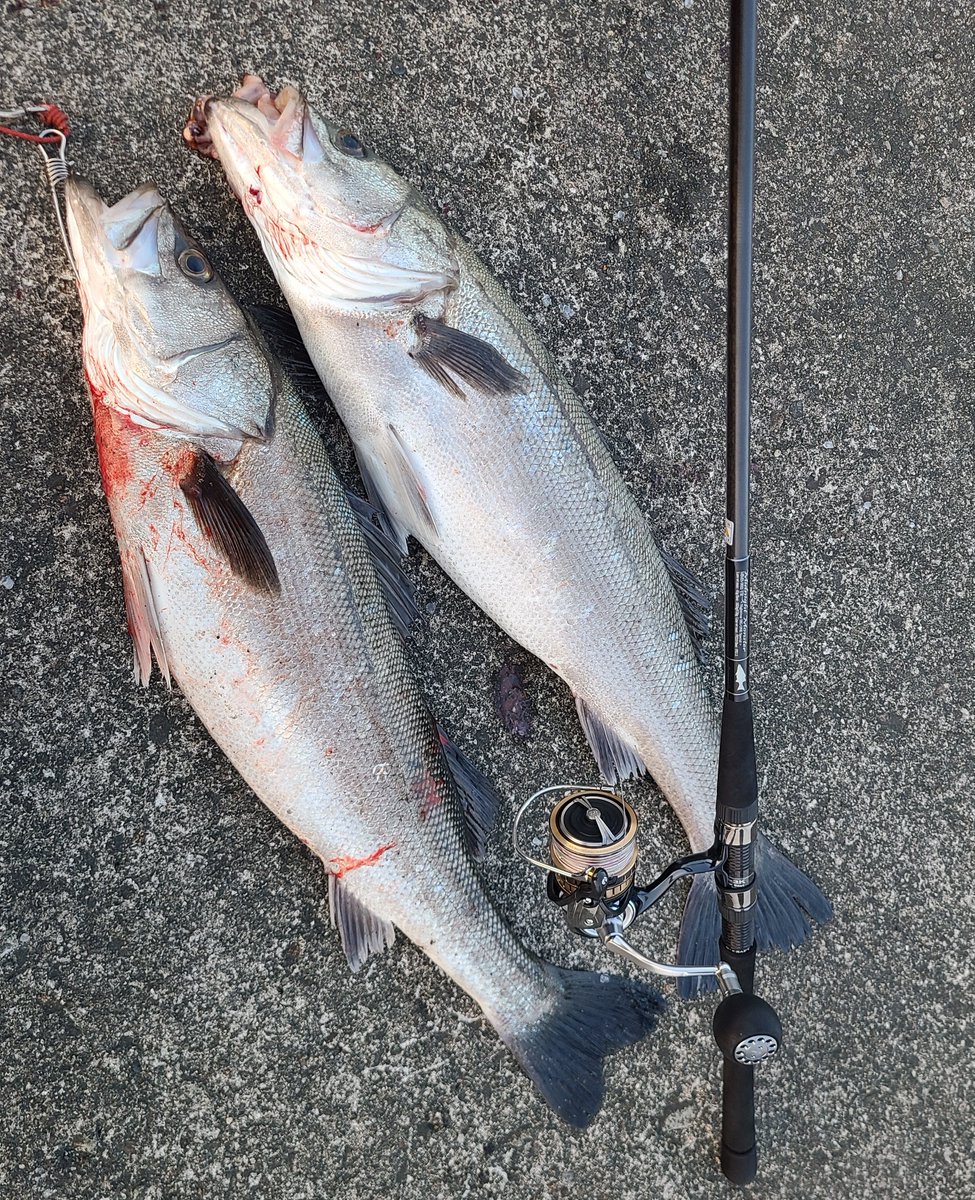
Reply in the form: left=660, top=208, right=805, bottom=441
left=713, top=943, right=782, bottom=1185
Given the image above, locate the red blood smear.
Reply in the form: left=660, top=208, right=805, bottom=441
left=90, top=385, right=135, bottom=500
left=415, top=768, right=444, bottom=821
left=172, top=524, right=210, bottom=570
left=330, top=842, right=396, bottom=880
left=161, top=444, right=196, bottom=483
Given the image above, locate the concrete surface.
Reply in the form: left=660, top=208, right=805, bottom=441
left=1, top=2, right=972, bottom=1197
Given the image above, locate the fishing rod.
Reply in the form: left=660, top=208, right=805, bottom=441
left=713, top=0, right=781, bottom=1181
left=513, top=0, right=780, bottom=1181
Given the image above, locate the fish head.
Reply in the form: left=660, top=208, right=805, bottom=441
left=185, top=76, right=457, bottom=308
left=65, top=175, right=276, bottom=440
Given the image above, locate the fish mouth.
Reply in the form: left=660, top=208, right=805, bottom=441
left=185, top=75, right=410, bottom=249
left=65, top=176, right=168, bottom=284
left=184, top=74, right=321, bottom=165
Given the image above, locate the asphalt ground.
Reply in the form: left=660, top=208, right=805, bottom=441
left=1, top=2, right=973, bottom=1197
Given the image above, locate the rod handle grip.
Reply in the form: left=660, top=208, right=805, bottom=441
left=716, top=691, right=758, bottom=825
left=721, top=1056, right=758, bottom=1185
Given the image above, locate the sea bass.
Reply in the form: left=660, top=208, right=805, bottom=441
left=63, top=174, right=660, bottom=1123
left=183, top=77, right=831, bottom=983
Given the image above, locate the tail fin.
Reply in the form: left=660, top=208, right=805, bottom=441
left=676, top=832, right=833, bottom=999
left=504, top=965, right=662, bottom=1127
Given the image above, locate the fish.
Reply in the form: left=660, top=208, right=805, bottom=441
left=62, top=173, right=661, bottom=1124
left=183, top=77, right=831, bottom=991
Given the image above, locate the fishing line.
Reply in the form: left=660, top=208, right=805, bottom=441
left=0, top=101, right=70, bottom=143
left=0, top=100, right=77, bottom=277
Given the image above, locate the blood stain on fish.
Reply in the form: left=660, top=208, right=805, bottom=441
left=139, top=476, right=160, bottom=506
left=90, top=392, right=135, bottom=500
left=172, top=523, right=212, bottom=571
left=330, top=842, right=396, bottom=879
left=161, top=444, right=197, bottom=481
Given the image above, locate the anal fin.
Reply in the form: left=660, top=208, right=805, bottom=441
left=437, top=725, right=501, bottom=859
left=575, top=695, right=645, bottom=785
left=327, top=874, right=396, bottom=972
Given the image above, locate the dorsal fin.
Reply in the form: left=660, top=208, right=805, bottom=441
left=345, top=491, right=417, bottom=638
left=249, top=304, right=322, bottom=389
left=657, top=545, right=712, bottom=664
left=437, top=725, right=501, bottom=860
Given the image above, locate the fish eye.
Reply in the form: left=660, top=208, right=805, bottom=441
left=334, top=128, right=367, bottom=159
left=178, top=247, right=213, bottom=282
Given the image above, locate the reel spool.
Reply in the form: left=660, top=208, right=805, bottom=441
left=548, top=789, right=638, bottom=903
left=513, top=785, right=641, bottom=936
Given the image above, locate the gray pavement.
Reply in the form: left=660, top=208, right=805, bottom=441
left=1, top=2, right=973, bottom=1197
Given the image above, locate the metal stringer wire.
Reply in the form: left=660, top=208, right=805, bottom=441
left=37, top=129, right=77, bottom=278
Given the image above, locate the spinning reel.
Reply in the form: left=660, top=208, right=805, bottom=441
left=513, top=786, right=782, bottom=1066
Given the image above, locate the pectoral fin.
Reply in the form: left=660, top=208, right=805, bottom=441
left=249, top=303, right=323, bottom=390
left=179, top=450, right=280, bottom=594
left=409, top=313, right=526, bottom=400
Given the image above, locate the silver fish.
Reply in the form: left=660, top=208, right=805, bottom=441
left=63, top=174, right=659, bottom=1124
left=185, top=77, right=830, bottom=983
